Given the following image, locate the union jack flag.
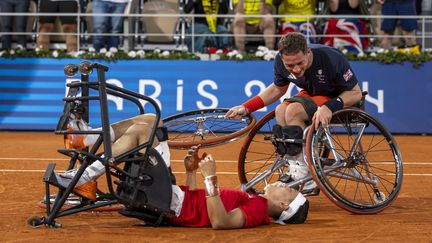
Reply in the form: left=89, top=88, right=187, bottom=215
left=322, top=19, right=368, bottom=54
left=343, top=69, right=353, bottom=82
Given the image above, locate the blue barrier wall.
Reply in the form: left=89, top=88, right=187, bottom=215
left=1, top=58, right=431, bottom=133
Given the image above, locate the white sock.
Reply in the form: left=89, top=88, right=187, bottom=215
left=84, top=126, right=115, bottom=146
left=85, top=160, right=106, bottom=180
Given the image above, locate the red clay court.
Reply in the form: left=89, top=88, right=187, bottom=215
left=0, top=132, right=431, bottom=242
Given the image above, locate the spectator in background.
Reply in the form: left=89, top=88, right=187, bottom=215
left=0, top=0, right=30, bottom=50
left=273, top=0, right=318, bottom=44
left=184, top=0, right=232, bottom=53
left=321, top=0, right=370, bottom=54
left=232, top=0, right=276, bottom=52
left=378, top=0, right=419, bottom=51
left=37, top=0, right=78, bottom=52
left=92, top=0, right=129, bottom=52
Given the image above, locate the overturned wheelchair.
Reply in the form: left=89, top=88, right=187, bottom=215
left=27, top=62, right=256, bottom=228
left=238, top=95, right=403, bottom=214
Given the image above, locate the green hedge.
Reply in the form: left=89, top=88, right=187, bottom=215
left=1, top=47, right=431, bottom=68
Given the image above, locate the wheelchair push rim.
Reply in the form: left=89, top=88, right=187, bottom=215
left=306, top=108, right=403, bottom=214
left=163, top=108, right=256, bottom=149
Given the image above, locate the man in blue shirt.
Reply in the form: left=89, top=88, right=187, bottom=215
left=225, top=32, right=362, bottom=188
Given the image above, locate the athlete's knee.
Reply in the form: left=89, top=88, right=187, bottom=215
left=132, top=114, right=157, bottom=125
left=284, top=102, right=305, bottom=117
left=275, top=103, right=288, bottom=124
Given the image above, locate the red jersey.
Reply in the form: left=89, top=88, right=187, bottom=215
left=169, top=186, right=271, bottom=228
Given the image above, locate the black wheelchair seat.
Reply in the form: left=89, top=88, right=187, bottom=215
left=116, top=148, right=175, bottom=226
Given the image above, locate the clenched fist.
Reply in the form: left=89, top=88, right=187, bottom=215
left=198, top=154, right=216, bottom=177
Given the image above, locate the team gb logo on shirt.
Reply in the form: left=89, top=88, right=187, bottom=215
left=343, top=69, right=353, bottom=82
left=316, top=69, right=325, bottom=82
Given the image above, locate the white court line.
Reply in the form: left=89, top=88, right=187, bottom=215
left=0, top=157, right=431, bottom=165
left=0, top=169, right=432, bottom=176
left=0, top=169, right=234, bottom=175
left=0, top=158, right=235, bottom=163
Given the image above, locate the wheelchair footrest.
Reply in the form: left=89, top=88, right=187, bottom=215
left=42, top=163, right=97, bottom=201
left=43, top=163, right=57, bottom=183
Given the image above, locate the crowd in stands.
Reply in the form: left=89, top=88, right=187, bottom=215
left=0, top=0, right=428, bottom=54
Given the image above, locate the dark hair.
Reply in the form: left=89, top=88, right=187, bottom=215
left=278, top=32, right=308, bottom=56
left=283, top=199, right=309, bottom=224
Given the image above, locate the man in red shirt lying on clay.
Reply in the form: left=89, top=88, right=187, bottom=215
left=55, top=114, right=309, bottom=228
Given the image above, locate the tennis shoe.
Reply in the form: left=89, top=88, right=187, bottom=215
left=55, top=169, right=97, bottom=201
left=64, top=116, right=89, bottom=149
left=283, top=154, right=319, bottom=194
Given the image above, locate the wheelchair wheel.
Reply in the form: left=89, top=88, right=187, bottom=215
left=238, top=111, right=284, bottom=193
left=306, top=108, right=403, bottom=214
left=163, top=108, right=256, bottom=149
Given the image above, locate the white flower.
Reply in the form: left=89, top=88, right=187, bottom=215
left=377, top=48, right=385, bottom=53
left=10, top=50, right=15, bottom=55
left=137, top=50, right=145, bottom=58
left=357, top=52, right=365, bottom=58
left=227, top=50, right=238, bottom=58
left=255, top=51, right=264, bottom=57
left=128, top=51, right=137, bottom=58
left=105, top=51, right=113, bottom=58
left=370, top=52, right=377, bottom=57
left=384, top=49, right=389, bottom=53
left=0, top=51, right=4, bottom=57
left=210, top=54, right=221, bottom=61
left=70, top=51, right=79, bottom=58
left=263, top=53, right=274, bottom=61
left=109, top=47, right=118, bottom=53
left=100, top=48, right=107, bottom=54
left=35, top=47, right=41, bottom=52
left=52, top=50, right=59, bottom=58
left=216, top=49, right=223, bottom=54
left=235, top=53, right=243, bottom=60
left=425, top=48, right=432, bottom=52
left=257, top=46, right=269, bottom=52
left=342, top=49, right=348, bottom=54
left=154, top=49, right=161, bottom=54
left=161, top=51, right=170, bottom=57
left=88, top=47, right=96, bottom=53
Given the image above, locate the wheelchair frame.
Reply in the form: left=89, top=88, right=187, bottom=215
left=238, top=96, right=403, bottom=214
left=28, top=61, right=256, bottom=228
left=28, top=61, right=172, bottom=228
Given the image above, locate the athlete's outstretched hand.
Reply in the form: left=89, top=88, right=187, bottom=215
left=312, top=105, right=333, bottom=129
left=184, top=145, right=207, bottom=172
left=224, top=105, right=248, bottom=120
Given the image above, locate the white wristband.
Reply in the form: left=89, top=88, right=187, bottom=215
left=204, top=175, right=219, bottom=197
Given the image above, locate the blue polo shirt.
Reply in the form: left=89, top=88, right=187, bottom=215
left=273, top=44, right=358, bottom=97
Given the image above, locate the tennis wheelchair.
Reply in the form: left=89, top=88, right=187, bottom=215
left=237, top=95, right=403, bottom=214
left=27, top=61, right=255, bottom=228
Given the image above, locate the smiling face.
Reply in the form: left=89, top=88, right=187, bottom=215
left=280, top=49, right=312, bottom=78
left=278, top=32, right=312, bottom=77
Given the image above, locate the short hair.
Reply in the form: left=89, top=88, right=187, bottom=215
left=278, top=32, right=308, bottom=56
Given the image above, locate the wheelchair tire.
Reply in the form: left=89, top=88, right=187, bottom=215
left=163, top=108, right=256, bottom=149
left=237, top=111, right=284, bottom=193
left=306, top=108, right=403, bottom=214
